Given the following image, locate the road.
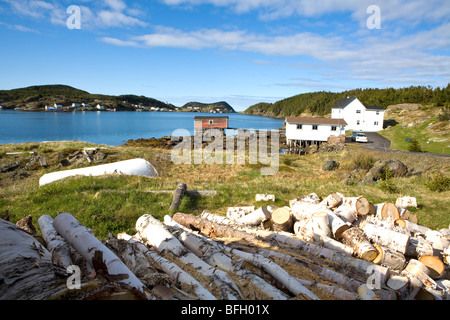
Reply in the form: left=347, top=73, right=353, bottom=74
left=346, top=132, right=450, bottom=158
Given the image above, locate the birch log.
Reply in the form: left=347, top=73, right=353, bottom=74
left=37, top=214, right=73, bottom=268
left=375, top=202, right=400, bottom=221
left=373, top=244, right=407, bottom=271
left=198, top=212, right=390, bottom=286
left=419, top=255, right=445, bottom=279
left=117, top=233, right=217, bottom=300
left=360, top=220, right=410, bottom=255
left=163, top=216, right=290, bottom=300
left=320, top=192, right=342, bottom=209
left=0, top=218, right=67, bottom=300
left=340, top=227, right=378, bottom=261
left=237, top=206, right=271, bottom=226
left=53, top=212, right=148, bottom=295
left=136, top=214, right=242, bottom=300
left=333, top=204, right=357, bottom=224
left=225, top=246, right=320, bottom=300
left=402, top=259, right=446, bottom=300
left=311, top=212, right=331, bottom=237
left=342, top=196, right=371, bottom=216
left=271, top=207, right=293, bottom=232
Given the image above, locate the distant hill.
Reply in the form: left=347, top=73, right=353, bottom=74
left=244, top=85, right=450, bottom=118
left=0, top=84, right=175, bottom=111
left=178, top=101, right=236, bottom=113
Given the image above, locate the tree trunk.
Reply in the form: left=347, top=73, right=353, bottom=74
left=360, top=220, right=410, bottom=255
left=169, top=182, right=187, bottom=212
left=386, top=275, right=411, bottom=299
left=53, top=212, right=148, bottom=295
left=237, top=206, right=271, bottom=226
left=342, top=196, right=371, bottom=216
left=163, top=216, right=290, bottom=300
left=116, top=233, right=217, bottom=300
left=333, top=204, right=357, bottom=224
left=271, top=207, right=293, bottom=232
left=320, top=192, right=342, bottom=209
left=340, top=227, right=378, bottom=261
left=373, top=244, right=407, bottom=271
left=419, top=255, right=445, bottom=279
left=198, top=212, right=390, bottom=286
left=402, top=259, right=446, bottom=300
left=311, top=212, right=331, bottom=237
left=37, top=214, right=73, bottom=268
left=375, top=202, right=400, bottom=221
left=136, top=214, right=242, bottom=300
left=225, top=246, right=320, bottom=300
left=0, top=218, right=67, bottom=300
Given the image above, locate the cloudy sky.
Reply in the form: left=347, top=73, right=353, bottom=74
left=0, top=0, right=449, bottom=110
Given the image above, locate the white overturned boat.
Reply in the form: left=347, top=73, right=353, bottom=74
left=39, top=158, right=158, bottom=186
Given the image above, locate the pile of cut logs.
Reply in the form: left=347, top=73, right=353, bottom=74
left=1, top=192, right=449, bottom=300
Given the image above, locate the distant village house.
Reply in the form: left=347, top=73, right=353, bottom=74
left=194, top=116, right=229, bottom=133
left=285, top=116, right=347, bottom=148
left=331, top=96, right=385, bottom=132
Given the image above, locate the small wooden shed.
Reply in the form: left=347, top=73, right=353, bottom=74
left=194, top=116, right=229, bottom=133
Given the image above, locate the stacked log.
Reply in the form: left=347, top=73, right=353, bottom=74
left=1, top=193, right=449, bottom=301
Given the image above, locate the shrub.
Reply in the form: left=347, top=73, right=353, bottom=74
left=351, top=153, right=376, bottom=171
left=407, top=139, right=422, bottom=152
left=425, top=173, right=450, bottom=192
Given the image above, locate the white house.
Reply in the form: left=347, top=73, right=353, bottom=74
left=285, top=116, right=347, bottom=146
left=72, top=103, right=80, bottom=108
left=96, top=104, right=105, bottom=110
left=331, top=97, right=385, bottom=132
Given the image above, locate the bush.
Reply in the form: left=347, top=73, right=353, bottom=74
left=350, top=153, right=376, bottom=171
left=407, top=139, right=422, bottom=152
left=425, top=173, right=450, bottom=192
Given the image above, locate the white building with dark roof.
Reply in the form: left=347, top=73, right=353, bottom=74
left=285, top=116, right=347, bottom=145
left=331, top=96, right=385, bottom=132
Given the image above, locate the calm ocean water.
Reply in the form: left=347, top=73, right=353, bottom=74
left=0, top=110, right=284, bottom=146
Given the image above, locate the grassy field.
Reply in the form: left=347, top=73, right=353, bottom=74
left=0, top=140, right=449, bottom=240
left=379, top=104, right=450, bottom=154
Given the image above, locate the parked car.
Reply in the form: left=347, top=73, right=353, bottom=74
left=351, top=133, right=368, bottom=143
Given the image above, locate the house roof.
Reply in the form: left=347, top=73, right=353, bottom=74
left=286, top=116, right=347, bottom=126
left=194, top=116, right=229, bottom=120
left=365, top=105, right=385, bottom=111
left=331, top=96, right=358, bottom=109
left=332, top=96, right=384, bottom=111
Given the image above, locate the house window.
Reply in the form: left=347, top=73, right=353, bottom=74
left=296, top=124, right=302, bottom=130
left=209, top=120, right=214, bottom=125
left=356, top=110, right=361, bottom=114
left=374, top=121, right=379, bottom=126
left=357, top=120, right=360, bottom=125
left=376, top=111, right=380, bottom=115
left=312, top=125, right=318, bottom=130
left=331, top=126, right=337, bottom=131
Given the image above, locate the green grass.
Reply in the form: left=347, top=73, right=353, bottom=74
left=379, top=116, right=449, bottom=155
left=1, top=142, right=449, bottom=240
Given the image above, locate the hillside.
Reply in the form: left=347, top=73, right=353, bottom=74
left=244, top=85, right=450, bottom=118
left=177, top=101, right=236, bottom=113
left=379, top=104, right=450, bottom=154
left=0, top=85, right=175, bottom=111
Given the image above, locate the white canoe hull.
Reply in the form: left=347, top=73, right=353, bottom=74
left=39, top=158, right=158, bottom=186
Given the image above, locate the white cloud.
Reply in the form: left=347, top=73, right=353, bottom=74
left=161, top=0, right=450, bottom=25
left=97, top=10, right=147, bottom=27
left=1, top=0, right=147, bottom=29
left=104, top=0, right=127, bottom=12
left=102, top=21, right=450, bottom=88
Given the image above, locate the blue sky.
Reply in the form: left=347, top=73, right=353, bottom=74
left=0, top=0, right=449, bottom=111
